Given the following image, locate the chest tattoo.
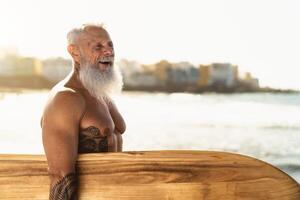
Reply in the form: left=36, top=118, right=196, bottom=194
left=78, top=126, right=108, bottom=153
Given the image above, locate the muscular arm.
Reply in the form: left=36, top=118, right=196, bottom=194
left=42, top=91, right=85, bottom=200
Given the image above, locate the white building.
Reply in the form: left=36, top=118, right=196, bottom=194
left=208, top=63, right=237, bottom=87
left=117, top=59, right=149, bottom=87
left=169, top=62, right=198, bottom=85
left=0, top=55, right=40, bottom=76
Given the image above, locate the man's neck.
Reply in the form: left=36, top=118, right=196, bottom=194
left=65, top=66, right=86, bottom=92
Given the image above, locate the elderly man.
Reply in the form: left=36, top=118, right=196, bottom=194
left=41, top=24, right=126, bottom=199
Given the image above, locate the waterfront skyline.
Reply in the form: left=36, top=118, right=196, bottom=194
left=0, top=0, right=299, bottom=89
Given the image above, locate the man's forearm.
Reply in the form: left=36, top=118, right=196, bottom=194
left=49, top=173, right=78, bottom=200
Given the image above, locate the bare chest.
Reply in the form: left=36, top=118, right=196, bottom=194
left=78, top=99, right=114, bottom=153
left=80, top=98, right=115, bottom=135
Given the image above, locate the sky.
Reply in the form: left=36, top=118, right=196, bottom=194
left=0, top=0, right=299, bottom=89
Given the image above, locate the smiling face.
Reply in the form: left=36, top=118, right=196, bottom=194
left=77, top=26, right=115, bottom=72
left=67, top=25, right=122, bottom=98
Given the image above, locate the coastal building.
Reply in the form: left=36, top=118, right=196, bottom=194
left=118, top=59, right=163, bottom=88
left=198, top=64, right=210, bottom=87
left=117, top=59, right=143, bottom=75
left=167, top=62, right=198, bottom=86
left=154, top=60, right=172, bottom=84
left=198, top=63, right=238, bottom=88
left=117, top=59, right=154, bottom=87
left=242, top=72, right=259, bottom=89
left=127, top=72, right=158, bottom=87
left=209, top=63, right=237, bottom=87
left=232, top=64, right=239, bottom=81
left=0, top=54, right=41, bottom=76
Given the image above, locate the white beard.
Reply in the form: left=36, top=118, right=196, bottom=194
left=78, top=62, right=123, bottom=100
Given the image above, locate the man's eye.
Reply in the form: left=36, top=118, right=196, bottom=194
left=108, top=42, right=114, bottom=48
left=95, top=45, right=103, bottom=50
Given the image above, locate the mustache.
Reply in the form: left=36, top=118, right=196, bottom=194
left=98, top=56, right=114, bottom=63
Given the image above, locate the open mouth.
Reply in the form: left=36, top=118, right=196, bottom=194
left=98, top=57, right=114, bottom=69
left=99, top=61, right=112, bottom=66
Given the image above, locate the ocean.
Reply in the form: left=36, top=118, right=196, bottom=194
left=0, top=90, right=299, bottom=182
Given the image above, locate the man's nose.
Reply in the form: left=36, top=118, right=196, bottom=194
left=102, top=46, right=114, bottom=56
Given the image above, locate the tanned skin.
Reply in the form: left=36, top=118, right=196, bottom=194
left=41, top=26, right=126, bottom=199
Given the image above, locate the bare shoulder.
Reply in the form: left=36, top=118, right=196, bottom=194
left=51, top=87, right=84, bottom=106
left=42, top=86, right=86, bottom=126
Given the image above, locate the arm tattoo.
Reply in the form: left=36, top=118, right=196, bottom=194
left=49, top=173, right=78, bottom=200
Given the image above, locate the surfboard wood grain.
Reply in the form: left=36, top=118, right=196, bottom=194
left=0, top=150, right=299, bottom=199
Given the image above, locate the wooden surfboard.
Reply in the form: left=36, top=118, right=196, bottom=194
left=0, top=150, right=299, bottom=199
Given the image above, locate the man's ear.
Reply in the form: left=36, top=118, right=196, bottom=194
left=67, top=45, right=81, bottom=63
